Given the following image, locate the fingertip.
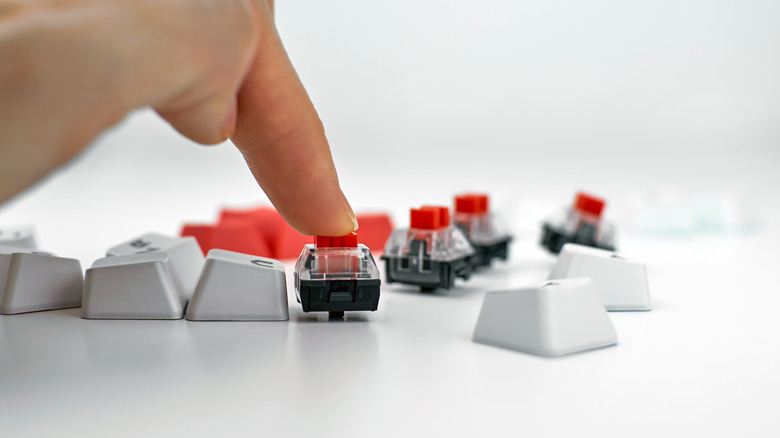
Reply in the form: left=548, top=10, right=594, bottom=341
left=267, top=184, right=358, bottom=237
left=348, top=206, right=359, bottom=232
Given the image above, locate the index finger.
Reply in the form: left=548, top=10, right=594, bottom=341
left=230, top=1, right=357, bottom=236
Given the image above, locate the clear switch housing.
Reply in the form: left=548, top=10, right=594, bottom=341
left=540, top=192, right=617, bottom=254
left=453, top=194, right=512, bottom=267
left=294, top=233, right=381, bottom=317
left=382, top=206, right=475, bottom=291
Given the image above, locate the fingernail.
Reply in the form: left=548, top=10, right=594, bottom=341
left=345, top=202, right=358, bottom=232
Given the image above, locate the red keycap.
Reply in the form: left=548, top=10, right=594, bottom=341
left=218, top=206, right=305, bottom=259
left=181, top=222, right=272, bottom=256
left=219, top=206, right=284, bottom=248
left=186, top=206, right=395, bottom=260
left=354, top=213, right=394, bottom=253
left=274, top=221, right=312, bottom=260
left=180, top=224, right=213, bottom=254
left=212, top=222, right=273, bottom=257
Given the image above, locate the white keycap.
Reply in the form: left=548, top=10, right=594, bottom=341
left=548, top=243, right=652, bottom=311
left=186, top=249, right=288, bottom=321
left=0, top=225, right=38, bottom=250
left=473, top=278, right=617, bottom=357
left=107, top=233, right=204, bottom=294
left=82, top=252, right=187, bottom=319
left=0, top=245, right=83, bottom=314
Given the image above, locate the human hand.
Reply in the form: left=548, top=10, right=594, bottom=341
left=0, top=0, right=356, bottom=236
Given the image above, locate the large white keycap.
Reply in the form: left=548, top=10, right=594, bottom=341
left=186, top=249, right=288, bottom=321
left=0, top=225, right=38, bottom=249
left=0, top=245, right=83, bottom=314
left=473, top=278, right=617, bottom=357
left=107, top=233, right=204, bottom=294
left=548, top=243, right=652, bottom=311
left=82, top=252, right=187, bottom=319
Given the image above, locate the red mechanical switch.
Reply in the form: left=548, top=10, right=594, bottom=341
left=410, top=208, right=437, bottom=230
left=452, top=193, right=512, bottom=268
left=382, top=205, right=475, bottom=291
left=411, top=206, right=449, bottom=230
left=315, top=232, right=358, bottom=248
left=573, top=192, right=606, bottom=218
left=315, top=235, right=332, bottom=248
left=295, top=231, right=381, bottom=317
left=420, top=206, right=450, bottom=228
left=540, top=191, right=615, bottom=254
left=455, top=194, right=489, bottom=215
left=313, top=232, right=360, bottom=274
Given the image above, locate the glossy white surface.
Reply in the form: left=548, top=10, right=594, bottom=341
left=1, top=0, right=778, bottom=436
left=1, top=228, right=778, bottom=437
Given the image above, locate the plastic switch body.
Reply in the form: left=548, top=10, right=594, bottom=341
left=294, top=232, right=381, bottom=317
left=453, top=194, right=512, bottom=268
left=382, top=206, right=475, bottom=291
left=540, top=192, right=616, bottom=254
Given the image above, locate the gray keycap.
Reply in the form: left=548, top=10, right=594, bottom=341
left=82, top=252, right=187, bottom=320
left=473, top=278, right=617, bottom=357
left=107, top=233, right=204, bottom=295
left=548, top=243, right=652, bottom=311
left=0, top=225, right=38, bottom=250
left=0, top=245, right=83, bottom=314
left=186, top=249, right=288, bottom=321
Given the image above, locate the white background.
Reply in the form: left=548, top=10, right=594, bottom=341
left=1, top=1, right=779, bottom=436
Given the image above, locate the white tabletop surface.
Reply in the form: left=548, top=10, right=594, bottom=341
left=2, top=1, right=779, bottom=436
left=2, top=215, right=778, bottom=438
